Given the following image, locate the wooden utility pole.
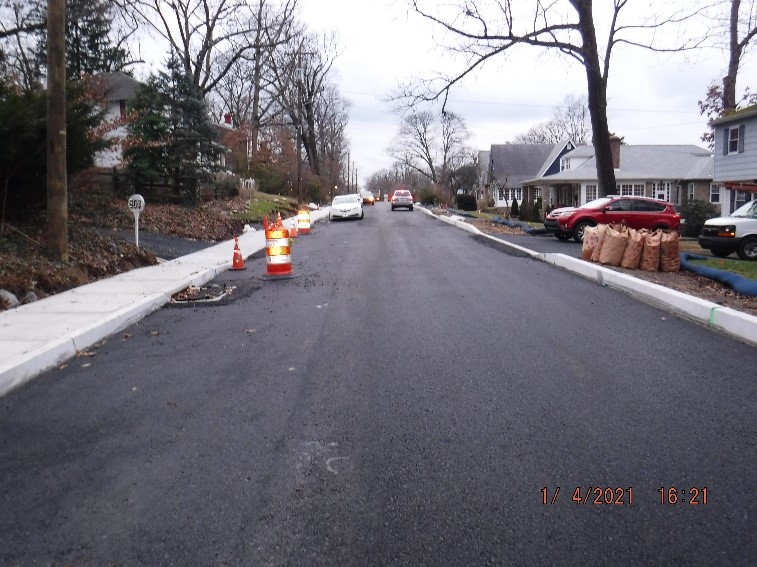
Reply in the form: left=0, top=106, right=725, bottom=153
left=47, top=0, right=68, bottom=260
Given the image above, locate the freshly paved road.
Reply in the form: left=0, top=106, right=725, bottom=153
left=2, top=204, right=755, bottom=566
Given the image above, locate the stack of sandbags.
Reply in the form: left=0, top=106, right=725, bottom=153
left=639, top=231, right=662, bottom=271
left=598, top=226, right=628, bottom=266
left=582, top=224, right=680, bottom=272
left=620, top=229, right=644, bottom=269
left=659, top=231, right=681, bottom=272
left=581, top=225, right=599, bottom=260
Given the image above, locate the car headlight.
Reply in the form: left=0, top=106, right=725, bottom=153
left=716, top=225, right=736, bottom=238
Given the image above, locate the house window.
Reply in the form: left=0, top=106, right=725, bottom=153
left=561, top=158, right=570, bottom=171
left=735, top=190, right=749, bottom=210
left=653, top=182, right=670, bottom=202
left=724, top=124, right=745, bottom=155
left=585, top=184, right=597, bottom=202
left=498, top=188, right=506, bottom=202
left=618, top=183, right=644, bottom=196
left=515, top=188, right=522, bottom=201
left=710, top=184, right=720, bottom=203
left=533, top=188, right=541, bottom=201
left=688, top=183, right=695, bottom=201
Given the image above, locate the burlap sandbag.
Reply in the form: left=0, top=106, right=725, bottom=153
left=620, top=229, right=644, bottom=269
left=639, top=231, right=661, bottom=271
left=591, top=224, right=609, bottom=263
left=581, top=225, right=598, bottom=260
left=659, top=231, right=680, bottom=272
left=598, top=226, right=628, bottom=266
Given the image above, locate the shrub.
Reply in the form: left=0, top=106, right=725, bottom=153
left=531, top=197, right=543, bottom=222
left=681, top=199, right=719, bottom=237
left=509, top=198, right=519, bottom=218
left=420, top=186, right=445, bottom=205
left=518, top=198, right=531, bottom=221
left=456, top=193, right=477, bottom=211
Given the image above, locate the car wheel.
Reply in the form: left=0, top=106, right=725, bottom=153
left=711, top=249, right=732, bottom=258
left=409, top=206, right=413, bottom=211
left=555, top=231, right=571, bottom=241
left=736, top=236, right=757, bottom=261
left=573, top=220, right=593, bottom=242
left=360, top=211, right=364, bottom=219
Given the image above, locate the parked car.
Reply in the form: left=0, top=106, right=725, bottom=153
left=544, top=195, right=680, bottom=242
left=698, top=200, right=757, bottom=260
left=391, top=189, right=414, bottom=211
left=360, top=190, right=375, bottom=205
left=329, top=194, right=364, bottom=221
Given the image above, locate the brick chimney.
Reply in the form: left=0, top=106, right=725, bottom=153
left=609, top=134, right=621, bottom=169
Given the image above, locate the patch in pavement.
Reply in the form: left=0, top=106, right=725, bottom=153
left=166, top=281, right=261, bottom=308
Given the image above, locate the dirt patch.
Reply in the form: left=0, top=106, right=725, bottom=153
left=0, top=192, right=247, bottom=309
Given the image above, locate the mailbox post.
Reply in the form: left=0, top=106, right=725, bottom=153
left=128, top=194, right=145, bottom=247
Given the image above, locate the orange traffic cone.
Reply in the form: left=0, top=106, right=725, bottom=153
left=231, top=237, right=246, bottom=270
left=290, top=218, right=298, bottom=238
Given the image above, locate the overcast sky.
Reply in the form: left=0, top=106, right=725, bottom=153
left=298, top=0, right=756, bottom=187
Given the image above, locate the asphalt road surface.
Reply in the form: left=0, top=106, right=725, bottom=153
left=2, top=204, right=755, bottom=566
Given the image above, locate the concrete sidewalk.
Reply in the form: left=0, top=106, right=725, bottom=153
left=0, top=210, right=330, bottom=397
left=424, top=207, right=757, bottom=348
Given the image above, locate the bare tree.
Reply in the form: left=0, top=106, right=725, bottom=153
left=269, top=30, right=340, bottom=177
left=721, top=0, right=757, bottom=111
left=405, top=0, right=707, bottom=196
left=316, top=83, right=350, bottom=199
left=698, top=0, right=757, bottom=144
left=0, top=0, right=46, bottom=90
left=514, top=94, right=590, bottom=144
left=389, top=110, right=439, bottom=183
left=387, top=109, right=471, bottom=195
left=127, top=0, right=297, bottom=95
left=0, top=0, right=46, bottom=40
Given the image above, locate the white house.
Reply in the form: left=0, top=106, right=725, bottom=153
left=92, top=72, right=141, bottom=168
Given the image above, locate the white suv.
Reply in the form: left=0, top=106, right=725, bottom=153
left=698, top=200, right=757, bottom=260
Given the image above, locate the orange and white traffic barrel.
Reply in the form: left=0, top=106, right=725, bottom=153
left=264, top=217, right=293, bottom=277
left=297, top=209, right=311, bottom=234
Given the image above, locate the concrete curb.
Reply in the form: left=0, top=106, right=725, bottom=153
left=418, top=206, right=757, bottom=346
left=0, top=210, right=330, bottom=398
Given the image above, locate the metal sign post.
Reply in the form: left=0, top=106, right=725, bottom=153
left=127, top=194, right=145, bottom=247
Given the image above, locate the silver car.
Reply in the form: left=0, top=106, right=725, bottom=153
left=391, top=189, right=413, bottom=211
left=329, top=194, right=364, bottom=221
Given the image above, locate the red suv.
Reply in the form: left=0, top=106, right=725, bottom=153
left=544, top=196, right=680, bottom=242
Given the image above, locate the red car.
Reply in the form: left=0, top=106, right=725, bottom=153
left=544, top=195, right=680, bottom=242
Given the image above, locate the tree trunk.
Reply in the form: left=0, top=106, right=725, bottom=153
left=47, top=0, right=68, bottom=261
left=573, top=0, right=616, bottom=197
left=722, top=0, right=742, bottom=112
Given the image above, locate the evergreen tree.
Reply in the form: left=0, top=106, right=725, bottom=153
left=518, top=198, right=531, bottom=221
left=0, top=79, right=109, bottom=214
left=124, top=60, right=222, bottom=205
left=35, top=0, right=130, bottom=81
left=509, top=197, right=519, bottom=219
left=531, top=196, right=543, bottom=222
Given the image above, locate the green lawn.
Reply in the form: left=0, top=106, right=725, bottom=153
left=689, top=256, right=757, bottom=281
left=232, top=191, right=299, bottom=222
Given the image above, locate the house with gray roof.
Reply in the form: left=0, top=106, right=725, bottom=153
left=486, top=141, right=575, bottom=209
left=711, top=104, right=757, bottom=214
left=525, top=136, right=714, bottom=210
